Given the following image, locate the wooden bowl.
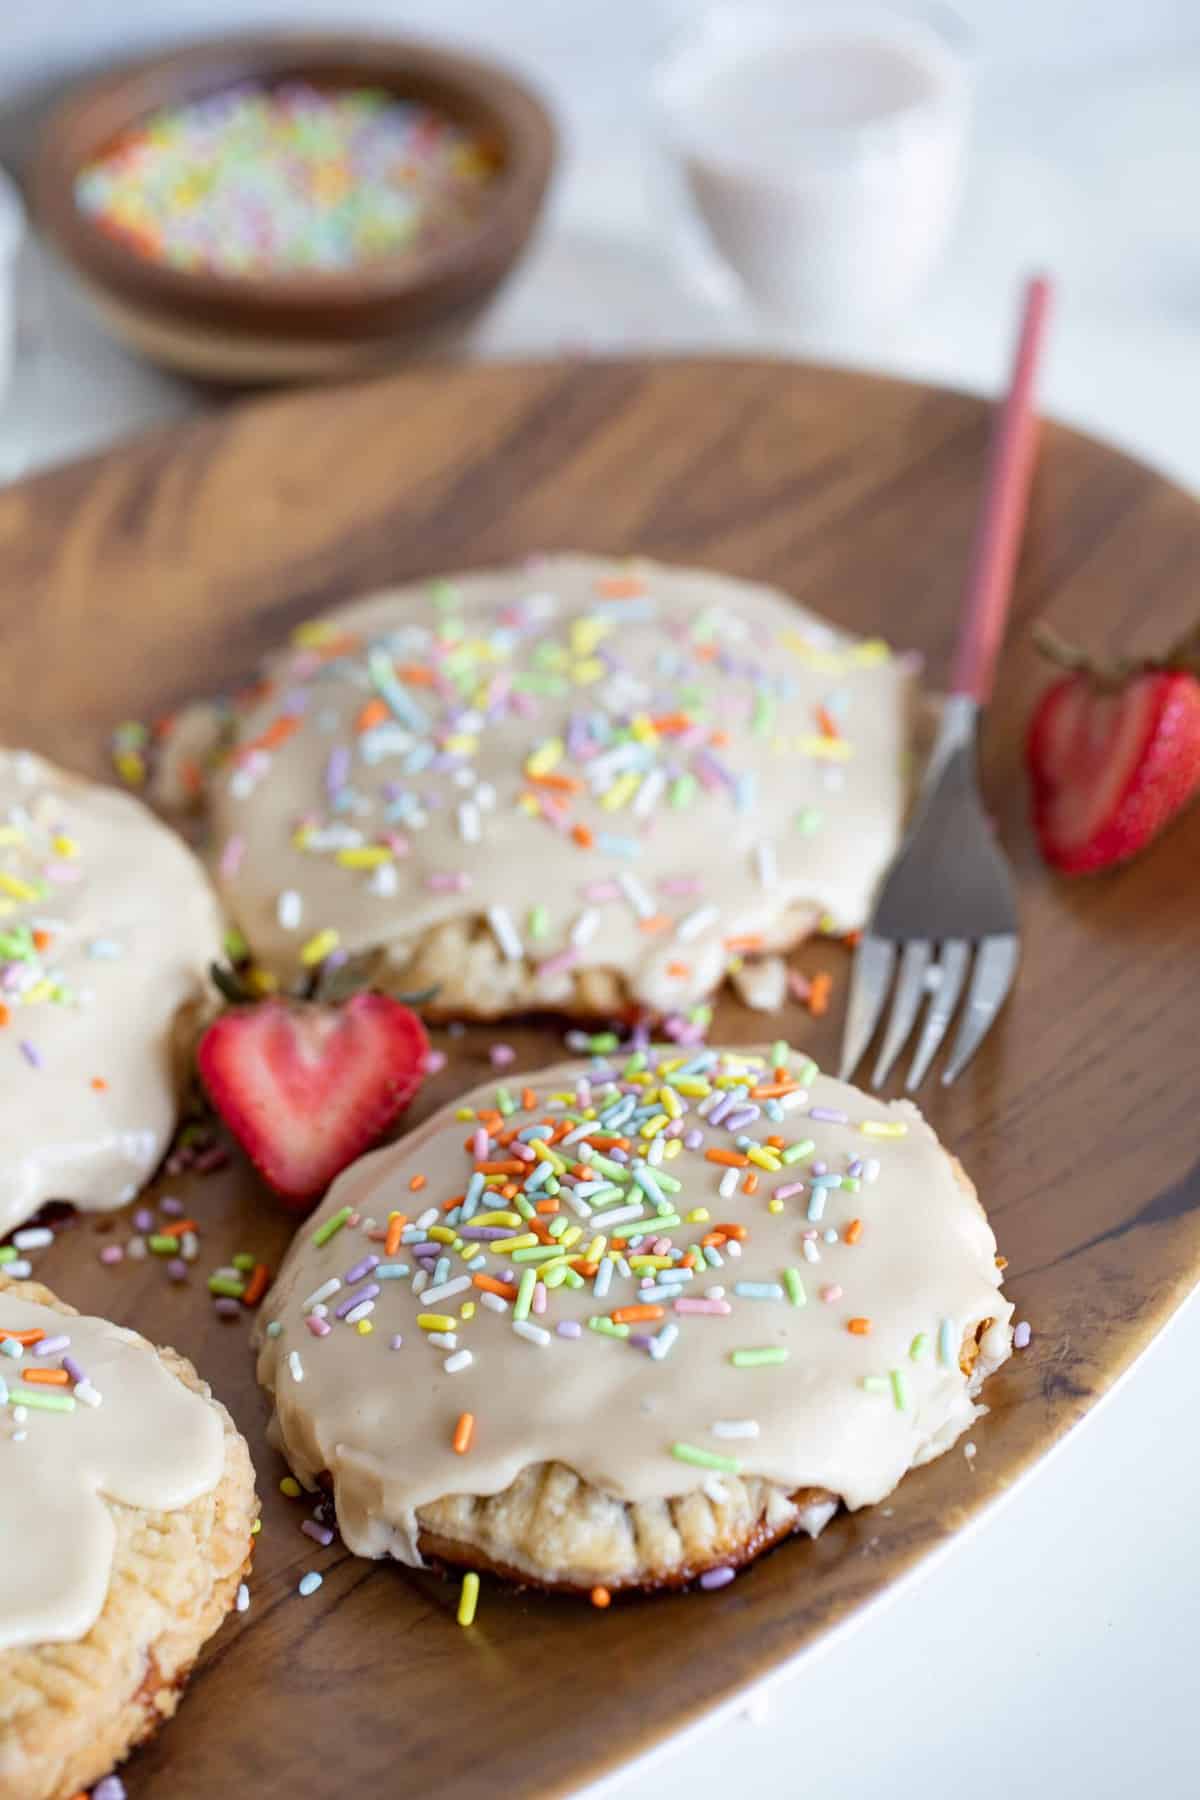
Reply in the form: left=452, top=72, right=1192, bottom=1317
left=34, top=33, right=556, bottom=384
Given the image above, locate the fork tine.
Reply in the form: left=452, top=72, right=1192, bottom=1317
left=905, top=939, right=970, bottom=1091
left=838, top=936, right=895, bottom=1083
left=940, top=934, right=1019, bottom=1085
left=871, top=939, right=932, bottom=1089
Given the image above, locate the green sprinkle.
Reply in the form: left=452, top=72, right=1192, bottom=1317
left=671, top=1441, right=742, bottom=1474
left=784, top=1268, right=807, bottom=1308
left=770, top=1040, right=790, bottom=1067
left=909, top=1332, right=930, bottom=1361
left=861, top=1376, right=890, bottom=1394
left=588, top=1033, right=620, bottom=1054
left=223, top=927, right=249, bottom=961
left=147, top=1234, right=180, bottom=1255
left=510, top=1245, right=565, bottom=1263
left=730, top=1347, right=789, bottom=1368
left=547, top=1216, right=568, bottom=1239
left=751, top=689, right=776, bottom=736
left=890, top=1369, right=910, bottom=1411
left=795, top=808, right=823, bottom=835
left=312, top=1205, right=352, bottom=1248
left=687, top=1003, right=713, bottom=1027
left=588, top=1316, right=630, bottom=1339
left=650, top=1169, right=682, bottom=1194
left=495, top=1087, right=516, bottom=1116
left=842, top=1177, right=862, bottom=1193
left=512, top=1194, right=536, bottom=1221
left=513, top=1268, right=537, bottom=1323
left=232, top=1252, right=256, bottom=1272
left=623, top=1051, right=647, bottom=1076
left=208, top=1274, right=245, bottom=1299
left=669, top=773, right=697, bottom=809
left=0, top=1248, right=17, bottom=1265
left=781, top=1138, right=816, bottom=1165
left=528, top=904, right=550, bottom=941
left=796, top=1058, right=819, bottom=1086
left=11, top=1387, right=75, bottom=1413
left=562, top=1268, right=585, bottom=1289
left=265, top=1321, right=283, bottom=1338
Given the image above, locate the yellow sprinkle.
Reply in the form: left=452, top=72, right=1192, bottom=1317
left=0, top=827, right=24, bottom=846
left=247, top=967, right=279, bottom=996
left=559, top=1225, right=582, bottom=1249
left=428, top=1226, right=457, bottom=1244
left=531, top=1140, right=566, bottom=1172
left=663, top=1138, right=683, bottom=1159
left=525, top=737, right=563, bottom=777
left=0, top=873, right=38, bottom=901
left=114, top=750, right=145, bottom=786
left=768, top=1199, right=785, bottom=1215
left=490, top=1235, right=538, bottom=1254
left=280, top=1477, right=301, bottom=1498
left=51, top=834, right=80, bottom=858
left=601, top=771, right=640, bottom=811
left=251, top=1519, right=262, bottom=1535
left=851, top=638, right=891, bottom=665
left=335, top=847, right=392, bottom=869
left=417, top=1314, right=456, bottom=1332
left=460, top=1302, right=476, bottom=1321
left=292, top=619, right=340, bottom=648
left=585, top=1236, right=607, bottom=1263
left=639, top=1113, right=670, bottom=1139
left=670, top=1078, right=712, bottom=1097
left=300, top=928, right=340, bottom=967
left=455, top=1108, right=475, bottom=1121
left=356, top=1320, right=373, bottom=1335
left=659, top=1086, right=683, bottom=1120
left=517, top=793, right=540, bottom=816
left=796, top=735, right=854, bottom=761
left=457, top=1570, right=480, bottom=1626
left=24, top=979, right=54, bottom=1005
left=628, top=1255, right=672, bottom=1270
left=629, top=712, right=658, bottom=744
left=746, top=1146, right=782, bottom=1171
left=687, top=1208, right=710, bottom=1223
left=861, top=1120, right=908, bottom=1138
left=570, top=617, right=609, bottom=658
left=473, top=1211, right=523, bottom=1229
left=572, top=657, right=606, bottom=684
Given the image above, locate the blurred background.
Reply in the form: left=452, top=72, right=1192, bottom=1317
left=0, top=0, right=1198, bottom=487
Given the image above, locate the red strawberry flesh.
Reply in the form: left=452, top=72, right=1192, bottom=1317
left=197, top=992, right=429, bottom=1204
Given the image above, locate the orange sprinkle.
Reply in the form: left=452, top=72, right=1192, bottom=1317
left=611, top=1304, right=664, bottom=1325
left=709, top=729, right=730, bottom=747
left=816, top=705, right=840, bottom=739
left=396, top=663, right=436, bottom=685
left=90, top=1076, right=107, bottom=1091
left=452, top=1412, right=476, bottom=1456
left=808, top=972, right=833, bottom=1017
left=650, top=712, right=693, bottom=735
left=180, top=757, right=205, bottom=797
left=750, top=1082, right=799, bottom=1099
left=385, top=1214, right=407, bottom=1257
left=596, top=575, right=644, bottom=598
left=847, top=1317, right=872, bottom=1335
left=665, top=961, right=692, bottom=979
left=610, top=1237, right=629, bottom=1252
left=522, top=1088, right=538, bottom=1111
left=843, top=929, right=863, bottom=948
left=572, top=1260, right=600, bottom=1279
left=638, top=913, right=671, bottom=934
left=408, top=1174, right=427, bottom=1192
left=355, top=698, right=389, bottom=733
left=724, top=933, right=764, bottom=953
left=705, top=1149, right=748, bottom=1168
left=473, top=1274, right=517, bottom=1300
left=766, top=1134, right=785, bottom=1149
left=442, top=1194, right=466, bottom=1213
left=742, top=1172, right=759, bottom=1195
left=256, top=714, right=301, bottom=752
left=169, top=1219, right=201, bottom=1238
left=0, top=1328, right=43, bottom=1345
left=535, top=1200, right=561, bottom=1218
left=844, top=1219, right=864, bottom=1245
left=499, top=1183, right=519, bottom=1201
left=713, top=1223, right=749, bottom=1241
left=22, top=1367, right=70, bottom=1386
left=0, top=1003, right=8, bottom=1027
left=590, top=1585, right=612, bottom=1607
left=700, top=1232, right=728, bottom=1249
left=587, top=1135, right=630, bottom=1151
left=528, top=770, right=582, bottom=793
left=475, top=1160, right=525, bottom=1176
left=571, top=823, right=594, bottom=849
left=241, top=1264, right=271, bottom=1308
left=32, top=928, right=52, bottom=952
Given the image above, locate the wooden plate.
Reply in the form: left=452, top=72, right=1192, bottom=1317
left=1, top=358, right=1197, bottom=1800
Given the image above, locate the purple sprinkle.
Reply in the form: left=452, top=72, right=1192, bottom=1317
left=19, top=1040, right=41, bottom=1068
left=335, top=1282, right=380, bottom=1319
left=847, top=1158, right=864, bottom=1179
left=707, top=1094, right=734, bottom=1127
left=426, top=1049, right=447, bottom=1075
left=608, top=1146, right=630, bottom=1164
left=301, top=1519, right=335, bottom=1546
left=159, top=1195, right=185, bottom=1217
left=33, top=1334, right=70, bottom=1357
left=167, top=1258, right=188, bottom=1282
left=490, top=1043, right=517, bottom=1068
left=343, top=1254, right=379, bottom=1285
left=134, top=1208, right=155, bottom=1233
left=325, top=745, right=351, bottom=796
left=390, top=1334, right=404, bottom=1350
left=811, top=1161, right=828, bottom=1177
left=722, top=1104, right=760, bottom=1131
left=99, top=1245, right=123, bottom=1266
left=93, top=1778, right=127, bottom=1800
left=62, top=1355, right=86, bottom=1384
left=699, top=1566, right=736, bottom=1591
left=1013, top=1320, right=1032, bottom=1350
left=683, top=1129, right=705, bottom=1150
left=556, top=1320, right=582, bottom=1339
left=773, top=1181, right=805, bottom=1201
left=810, top=1108, right=848, bottom=1124
left=214, top=1297, right=242, bottom=1319
left=459, top=1226, right=510, bottom=1241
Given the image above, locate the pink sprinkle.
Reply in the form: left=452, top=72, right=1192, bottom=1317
left=425, top=1050, right=447, bottom=1075
left=820, top=1284, right=843, bottom=1303
left=490, top=1043, right=516, bottom=1068
left=651, top=1237, right=671, bottom=1255
left=787, top=971, right=811, bottom=1001
left=44, top=860, right=83, bottom=883
left=532, top=1281, right=547, bottom=1316
left=219, top=834, right=246, bottom=879
left=305, top=1315, right=331, bottom=1337
left=773, top=1181, right=805, bottom=1201
left=557, top=1320, right=582, bottom=1339
left=657, top=875, right=703, bottom=895
left=99, top=1245, right=124, bottom=1266
left=674, top=1298, right=731, bottom=1315
left=472, top=1128, right=489, bottom=1159
left=301, top=1519, right=335, bottom=1547
left=513, top=1143, right=536, bottom=1163
left=1013, top=1320, right=1032, bottom=1350
left=427, top=871, right=472, bottom=892
left=536, top=947, right=580, bottom=980
left=582, top=880, right=623, bottom=902
left=385, top=833, right=410, bottom=857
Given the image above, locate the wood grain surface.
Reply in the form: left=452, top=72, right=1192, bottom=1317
left=1, top=358, right=1197, bottom=1800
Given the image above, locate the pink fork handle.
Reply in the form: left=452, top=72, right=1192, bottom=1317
left=950, top=274, right=1054, bottom=703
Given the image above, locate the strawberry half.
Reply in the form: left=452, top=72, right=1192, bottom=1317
left=197, top=992, right=429, bottom=1209
left=1028, top=629, right=1200, bottom=873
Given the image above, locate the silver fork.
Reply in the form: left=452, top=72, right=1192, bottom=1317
left=839, top=275, right=1052, bottom=1091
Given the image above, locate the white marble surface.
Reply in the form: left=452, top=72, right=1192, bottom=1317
left=2, top=7, right=1199, bottom=1798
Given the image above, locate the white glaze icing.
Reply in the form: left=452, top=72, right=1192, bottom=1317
left=0, top=1296, right=225, bottom=1651
left=257, top=1049, right=1011, bottom=1570
left=207, top=557, right=916, bottom=1010
left=0, top=750, right=224, bottom=1237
